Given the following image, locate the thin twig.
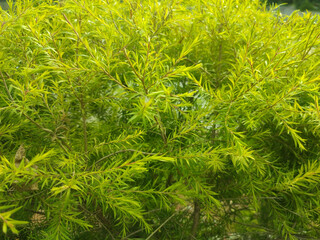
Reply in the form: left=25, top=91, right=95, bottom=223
left=123, top=48, right=147, bottom=94
left=145, top=212, right=177, bottom=240
left=92, top=149, right=157, bottom=168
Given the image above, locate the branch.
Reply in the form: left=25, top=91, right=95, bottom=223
left=190, top=200, right=200, bottom=239
left=92, top=149, right=157, bottom=169
left=123, top=48, right=147, bottom=94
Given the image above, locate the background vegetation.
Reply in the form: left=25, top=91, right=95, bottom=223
left=267, top=0, right=319, bottom=11
left=1, top=0, right=320, bottom=239
left=0, top=0, right=8, bottom=10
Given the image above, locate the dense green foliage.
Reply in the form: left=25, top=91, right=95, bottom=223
left=1, top=0, right=320, bottom=239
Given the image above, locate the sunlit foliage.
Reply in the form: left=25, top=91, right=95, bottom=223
left=1, top=0, right=320, bottom=239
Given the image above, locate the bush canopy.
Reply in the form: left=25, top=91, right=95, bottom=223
left=1, top=0, right=320, bottom=239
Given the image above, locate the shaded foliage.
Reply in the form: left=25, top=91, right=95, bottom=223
left=266, top=0, right=319, bottom=11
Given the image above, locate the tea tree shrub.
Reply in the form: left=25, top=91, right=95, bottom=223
left=1, top=0, right=320, bottom=239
